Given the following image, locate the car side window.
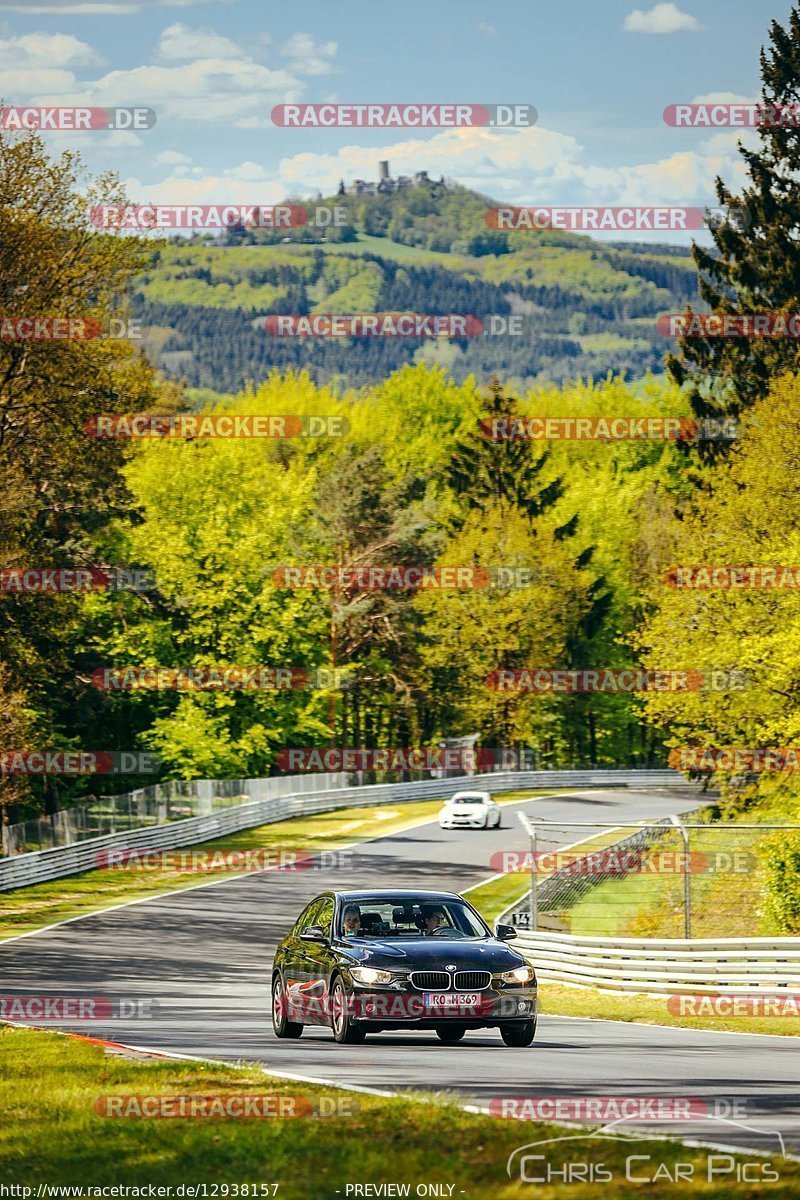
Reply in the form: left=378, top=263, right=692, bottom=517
left=293, top=899, right=321, bottom=936
left=315, top=898, right=334, bottom=937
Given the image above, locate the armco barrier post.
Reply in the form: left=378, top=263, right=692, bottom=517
left=529, top=824, right=538, bottom=932
left=670, top=814, right=691, bottom=939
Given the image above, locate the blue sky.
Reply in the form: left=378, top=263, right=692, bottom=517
left=0, top=0, right=794, bottom=241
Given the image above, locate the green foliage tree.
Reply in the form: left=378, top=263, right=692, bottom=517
left=0, top=129, right=174, bottom=821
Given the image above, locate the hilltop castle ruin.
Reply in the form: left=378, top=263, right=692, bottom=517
left=337, top=161, right=444, bottom=197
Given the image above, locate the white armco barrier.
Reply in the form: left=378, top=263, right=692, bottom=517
left=0, top=767, right=694, bottom=891
left=513, top=930, right=800, bottom=995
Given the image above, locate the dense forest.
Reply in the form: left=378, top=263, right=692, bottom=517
left=131, top=190, right=697, bottom=391
left=5, top=6, right=800, bottom=848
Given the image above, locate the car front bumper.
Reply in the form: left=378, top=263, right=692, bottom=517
left=440, top=816, right=489, bottom=828
left=346, top=986, right=537, bottom=1025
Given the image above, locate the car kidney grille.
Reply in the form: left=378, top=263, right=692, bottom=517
left=454, top=971, right=492, bottom=991
left=409, top=970, right=492, bottom=991
left=410, top=971, right=450, bottom=990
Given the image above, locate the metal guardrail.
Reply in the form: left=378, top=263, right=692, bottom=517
left=0, top=772, right=352, bottom=856
left=513, top=930, right=800, bottom=994
left=0, top=767, right=692, bottom=891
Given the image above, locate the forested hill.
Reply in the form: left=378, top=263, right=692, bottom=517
left=133, top=180, right=699, bottom=393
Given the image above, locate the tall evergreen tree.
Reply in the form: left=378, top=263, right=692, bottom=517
left=668, top=4, right=800, bottom=448
left=446, top=378, right=563, bottom=520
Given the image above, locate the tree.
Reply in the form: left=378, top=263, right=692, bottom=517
left=416, top=379, right=594, bottom=753
left=635, top=373, right=800, bottom=761
left=667, top=4, right=800, bottom=444
left=0, top=128, right=175, bottom=813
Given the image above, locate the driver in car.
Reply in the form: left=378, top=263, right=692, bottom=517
left=422, top=905, right=448, bottom=935
left=342, top=905, right=362, bottom=937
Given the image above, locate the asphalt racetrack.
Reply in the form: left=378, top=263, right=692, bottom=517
left=1, top=788, right=798, bottom=1157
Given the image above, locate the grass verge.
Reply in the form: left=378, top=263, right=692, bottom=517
left=539, top=982, right=800, bottom=1038
left=1, top=1025, right=796, bottom=1198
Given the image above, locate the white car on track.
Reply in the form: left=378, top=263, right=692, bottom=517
left=439, top=790, right=501, bottom=830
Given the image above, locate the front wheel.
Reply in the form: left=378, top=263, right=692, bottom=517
left=330, top=977, right=367, bottom=1044
left=272, top=974, right=303, bottom=1039
left=500, top=1018, right=536, bottom=1047
left=435, top=1025, right=466, bottom=1043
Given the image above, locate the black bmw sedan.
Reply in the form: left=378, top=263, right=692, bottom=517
left=271, top=889, right=537, bottom=1046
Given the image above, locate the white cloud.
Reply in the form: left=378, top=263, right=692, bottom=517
left=156, top=148, right=192, bottom=164
left=120, top=162, right=286, bottom=207
left=0, top=32, right=100, bottom=96
left=0, top=32, right=102, bottom=68
left=92, top=120, right=751, bottom=244
left=274, top=125, right=749, bottom=227
left=12, top=25, right=308, bottom=128
left=691, top=90, right=756, bottom=105
left=157, top=22, right=244, bottom=62
left=1, top=69, right=82, bottom=92
left=280, top=32, right=338, bottom=76
left=477, top=22, right=499, bottom=37
left=30, top=58, right=302, bottom=126
left=623, top=3, right=703, bottom=34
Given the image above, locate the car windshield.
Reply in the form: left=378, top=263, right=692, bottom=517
left=337, top=897, right=489, bottom=939
left=451, top=795, right=485, bottom=805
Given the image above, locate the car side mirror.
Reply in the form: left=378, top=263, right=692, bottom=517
left=495, top=922, right=518, bottom=941
left=299, top=925, right=328, bottom=943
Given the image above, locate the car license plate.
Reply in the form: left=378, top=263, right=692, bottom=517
left=423, top=992, right=480, bottom=1008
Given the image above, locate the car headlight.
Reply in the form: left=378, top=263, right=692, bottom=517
left=499, top=965, right=535, bottom=985
left=350, top=967, right=396, bottom=985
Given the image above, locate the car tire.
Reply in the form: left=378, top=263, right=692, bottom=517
left=493, top=811, right=502, bottom=828
left=500, top=1018, right=536, bottom=1047
left=435, top=1025, right=466, bottom=1043
left=330, top=976, right=367, bottom=1044
left=272, top=974, right=303, bottom=1039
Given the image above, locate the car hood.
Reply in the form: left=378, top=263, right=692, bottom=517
left=336, top=937, right=526, bottom=971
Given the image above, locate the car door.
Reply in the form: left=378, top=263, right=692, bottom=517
left=303, top=896, right=338, bottom=1018
left=283, top=897, right=324, bottom=1024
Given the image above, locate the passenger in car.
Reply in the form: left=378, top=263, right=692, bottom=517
left=342, top=905, right=362, bottom=936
